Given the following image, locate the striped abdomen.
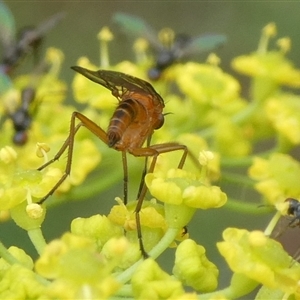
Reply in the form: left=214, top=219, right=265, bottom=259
left=107, top=99, right=139, bottom=148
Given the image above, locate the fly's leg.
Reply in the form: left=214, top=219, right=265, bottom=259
left=122, top=151, right=129, bottom=205
left=130, top=142, right=188, bottom=258
left=38, top=111, right=108, bottom=204
left=136, top=135, right=152, bottom=200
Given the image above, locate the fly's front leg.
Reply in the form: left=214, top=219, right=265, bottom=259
left=38, top=111, right=109, bottom=204
left=37, top=122, right=81, bottom=172
left=37, top=112, right=83, bottom=204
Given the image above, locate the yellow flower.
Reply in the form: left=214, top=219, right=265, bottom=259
left=173, top=239, right=219, bottom=292
left=145, top=168, right=226, bottom=234
left=266, top=94, right=300, bottom=144
left=175, top=62, right=240, bottom=107
left=214, top=117, right=252, bottom=157
left=277, top=37, right=291, bottom=54
left=0, top=264, right=46, bottom=299
left=217, top=228, right=300, bottom=295
left=232, top=52, right=300, bottom=88
left=101, top=237, right=141, bottom=270
left=248, top=157, right=270, bottom=180
left=146, top=168, right=227, bottom=209
left=0, top=157, right=59, bottom=211
left=36, top=232, right=121, bottom=298
left=71, top=214, right=123, bottom=249
left=131, top=258, right=184, bottom=299
left=249, top=153, right=300, bottom=204
left=0, top=246, right=33, bottom=270
left=0, top=146, right=17, bottom=163
left=108, top=199, right=167, bottom=252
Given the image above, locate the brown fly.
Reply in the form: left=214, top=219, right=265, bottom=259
left=38, top=67, right=189, bottom=257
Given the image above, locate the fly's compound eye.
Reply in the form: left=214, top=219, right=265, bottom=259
left=153, top=114, right=164, bottom=130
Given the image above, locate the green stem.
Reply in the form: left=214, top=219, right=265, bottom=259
left=264, top=210, right=282, bottom=236
left=115, top=227, right=178, bottom=284
left=112, top=284, right=132, bottom=298
left=220, top=148, right=274, bottom=167
left=275, top=134, right=294, bottom=153
left=200, top=282, right=259, bottom=299
left=221, top=156, right=255, bottom=167
left=0, top=241, right=20, bottom=265
left=221, top=172, right=255, bottom=187
left=225, top=198, right=273, bottom=215
left=197, top=287, right=232, bottom=300
left=231, top=99, right=260, bottom=124
left=201, top=273, right=258, bottom=299
left=27, top=228, right=47, bottom=255
left=251, top=77, right=277, bottom=103
left=100, top=40, right=110, bottom=68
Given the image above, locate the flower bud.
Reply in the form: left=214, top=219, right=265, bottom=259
left=132, top=258, right=184, bottom=299
left=173, top=239, right=218, bottom=292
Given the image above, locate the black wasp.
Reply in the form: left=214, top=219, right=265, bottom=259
left=113, top=12, right=226, bottom=80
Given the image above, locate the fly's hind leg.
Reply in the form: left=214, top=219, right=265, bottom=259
left=130, top=142, right=188, bottom=258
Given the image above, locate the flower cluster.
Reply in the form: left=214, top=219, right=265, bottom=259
left=0, top=46, right=101, bottom=213
left=1, top=6, right=300, bottom=299
left=217, top=228, right=300, bottom=298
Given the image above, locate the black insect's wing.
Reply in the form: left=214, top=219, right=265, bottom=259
left=16, top=12, right=65, bottom=55
left=179, top=34, right=227, bottom=58
left=0, top=1, right=16, bottom=63
left=0, top=71, right=13, bottom=93
left=112, top=12, right=162, bottom=51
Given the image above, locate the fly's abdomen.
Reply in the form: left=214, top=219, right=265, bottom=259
left=107, top=99, right=138, bottom=148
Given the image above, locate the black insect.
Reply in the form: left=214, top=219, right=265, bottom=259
left=285, top=198, right=300, bottom=227
left=8, top=87, right=36, bottom=145
left=113, top=12, right=226, bottom=80
left=0, top=1, right=64, bottom=75
left=0, top=1, right=64, bottom=144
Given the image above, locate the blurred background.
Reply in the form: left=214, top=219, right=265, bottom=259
left=1, top=0, right=300, bottom=292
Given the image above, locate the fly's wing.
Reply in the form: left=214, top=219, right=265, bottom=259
left=0, top=1, right=16, bottom=59
left=71, top=66, right=164, bottom=105
left=112, top=12, right=162, bottom=51
left=179, top=34, right=227, bottom=58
